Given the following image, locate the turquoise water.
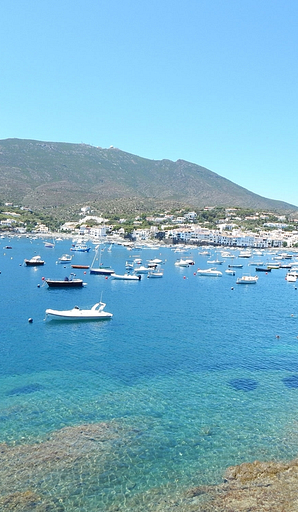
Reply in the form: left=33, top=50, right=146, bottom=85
left=1, top=238, right=298, bottom=510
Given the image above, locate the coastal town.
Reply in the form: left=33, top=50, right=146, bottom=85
left=2, top=203, right=298, bottom=249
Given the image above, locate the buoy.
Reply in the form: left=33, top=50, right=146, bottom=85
left=183, top=276, right=186, bottom=279
left=194, top=272, right=196, bottom=275
left=84, top=271, right=86, bottom=274
left=37, top=284, right=40, bottom=288
left=42, top=277, right=45, bottom=281
left=276, top=335, right=280, bottom=338
left=231, top=287, right=234, bottom=290
left=105, top=276, right=108, bottom=280
left=28, top=318, right=33, bottom=323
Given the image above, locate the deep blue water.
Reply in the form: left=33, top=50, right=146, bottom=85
left=1, top=238, right=298, bottom=510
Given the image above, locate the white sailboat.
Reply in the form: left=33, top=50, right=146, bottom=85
left=89, top=245, right=115, bottom=276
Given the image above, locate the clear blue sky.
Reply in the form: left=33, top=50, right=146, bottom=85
left=1, top=0, right=297, bottom=206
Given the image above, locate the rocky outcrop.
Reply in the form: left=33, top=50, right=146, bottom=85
left=183, top=459, right=298, bottom=511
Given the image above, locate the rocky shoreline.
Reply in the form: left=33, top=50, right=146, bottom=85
left=1, top=421, right=298, bottom=511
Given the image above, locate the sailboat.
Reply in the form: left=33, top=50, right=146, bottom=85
left=89, top=245, right=115, bottom=276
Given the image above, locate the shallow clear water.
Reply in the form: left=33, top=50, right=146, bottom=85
left=1, top=238, right=298, bottom=509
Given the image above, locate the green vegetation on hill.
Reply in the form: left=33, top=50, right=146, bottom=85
left=0, top=138, right=296, bottom=215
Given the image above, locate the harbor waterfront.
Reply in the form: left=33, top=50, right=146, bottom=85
left=2, top=237, right=298, bottom=510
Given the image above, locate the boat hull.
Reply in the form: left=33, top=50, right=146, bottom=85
left=90, top=268, right=115, bottom=276
left=45, top=302, right=113, bottom=320
left=112, top=274, right=141, bottom=280
left=24, top=260, right=45, bottom=266
left=45, top=279, right=84, bottom=288
left=45, top=311, right=112, bottom=320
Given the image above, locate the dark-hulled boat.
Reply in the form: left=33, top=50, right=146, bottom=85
left=24, top=255, right=45, bottom=266
left=45, top=274, right=84, bottom=287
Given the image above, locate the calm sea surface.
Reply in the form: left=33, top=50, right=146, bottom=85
left=1, top=238, right=298, bottom=510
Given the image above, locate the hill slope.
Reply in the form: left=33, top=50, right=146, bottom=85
left=0, top=138, right=295, bottom=212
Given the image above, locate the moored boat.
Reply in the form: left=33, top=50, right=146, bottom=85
left=57, top=254, right=73, bottom=264
left=24, top=255, right=45, bottom=266
left=70, top=243, right=91, bottom=252
left=196, top=268, right=222, bottom=277
left=89, top=245, right=115, bottom=275
left=175, top=259, right=189, bottom=267
left=236, top=274, right=258, bottom=284
left=111, top=273, right=141, bottom=281
left=147, top=270, right=163, bottom=278
left=45, top=301, right=113, bottom=320
left=44, top=274, right=85, bottom=287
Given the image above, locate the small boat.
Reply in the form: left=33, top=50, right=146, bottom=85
left=24, top=255, right=45, bottom=266
left=221, top=252, right=234, bottom=258
left=267, top=263, right=280, bottom=269
left=134, top=266, right=150, bottom=274
left=238, top=250, right=252, bottom=258
left=90, top=245, right=115, bottom=275
left=112, top=273, right=141, bottom=281
left=236, top=274, right=258, bottom=284
left=57, top=254, right=73, bottom=264
left=184, top=258, right=195, bottom=265
left=44, top=274, right=85, bottom=288
left=175, top=259, right=189, bottom=267
left=285, top=272, right=298, bottom=282
left=228, top=264, right=243, bottom=269
left=196, top=268, right=222, bottom=277
left=70, top=243, right=91, bottom=252
left=225, top=269, right=235, bottom=276
left=207, top=259, right=223, bottom=265
left=255, top=267, right=271, bottom=272
left=45, top=302, right=113, bottom=321
left=44, top=241, right=55, bottom=248
left=71, top=264, right=90, bottom=269
left=147, top=270, right=163, bottom=278
left=148, top=258, right=163, bottom=265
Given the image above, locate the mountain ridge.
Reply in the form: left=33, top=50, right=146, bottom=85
left=0, top=138, right=296, bottom=213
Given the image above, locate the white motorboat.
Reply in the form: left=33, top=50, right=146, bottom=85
left=236, top=274, right=258, bottom=284
left=225, top=269, right=235, bottom=276
left=24, top=255, right=45, bottom=266
left=44, top=241, right=55, bottom=248
left=175, top=258, right=189, bottom=267
left=57, top=254, right=73, bottom=264
left=238, top=250, right=252, bottom=258
left=207, top=259, right=223, bottom=265
left=45, top=302, right=113, bottom=321
left=111, top=273, right=141, bottom=280
left=148, top=258, right=163, bottom=265
left=285, top=272, right=298, bottom=282
left=147, top=270, right=163, bottom=278
left=134, top=265, right=150, bottom=274
left=70, top=243, right=91, bottom=252
left=184, top=258, right=195, bottom=265
left=196, top=268, right=222, bottom=277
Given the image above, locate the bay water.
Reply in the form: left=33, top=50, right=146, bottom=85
left=1, top=238, right=298, bottom=510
